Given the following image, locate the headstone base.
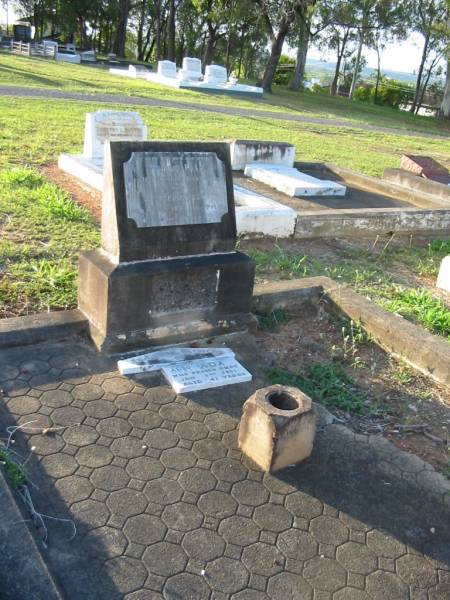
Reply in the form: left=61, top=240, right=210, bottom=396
left=58, top=153, right=103, bottom=190
left=78, top=249, right=256, bottom=353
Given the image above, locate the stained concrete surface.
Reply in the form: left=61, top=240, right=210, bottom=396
left=0, top=335, right=449, bottom=600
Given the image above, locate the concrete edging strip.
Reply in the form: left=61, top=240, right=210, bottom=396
left=254, top=276, right=450, bottom=389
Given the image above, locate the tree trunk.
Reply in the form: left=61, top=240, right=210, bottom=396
left=113, top=0, right=130, bottom=57
left=330, top=30, right=349, bottom=96
left=410, top=33, right=429, bottom=113
left=374, top=45, right=381, bottom=104
left=439, top=56, right=450, bottom=118
left=290, top=14, right=309, bottom=91
left=136, top=0, right=146, bottom=61
left=203, top=23, right=217, bottom=69
left=349, top=32, right=363, bottom=100
left=167, top=0, right=176, bottom=61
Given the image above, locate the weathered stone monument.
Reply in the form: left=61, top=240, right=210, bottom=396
left=78, top=141, right=256, bottom=353
left=58, top=110, right=148, bottom=190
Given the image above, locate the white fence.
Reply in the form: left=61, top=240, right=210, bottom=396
left=10, top=41, right=57, bottom=59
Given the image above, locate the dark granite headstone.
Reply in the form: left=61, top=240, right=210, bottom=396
left=400, top=155, right=450, bottom=185
left=78, top=141, right=255, bottom=353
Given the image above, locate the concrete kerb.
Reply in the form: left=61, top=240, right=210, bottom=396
left=253, top=276, right=450, bottom=389
left=0, top=468, right=63, bottom=600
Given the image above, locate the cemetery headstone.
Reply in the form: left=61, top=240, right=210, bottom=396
left=229, top=139, right=296, bottom=171
left=78, top=141, right=256, bottom=353
left=178, top=57, right=202, bottom=80
left=157, top=60, right=177, bottom=78
left=205, top=64, right=228, bottom=84
left=400, top=155, right=450, bottom=185
left=437, top=256, right=450, bottom=292
left=83, top=110, right=148, bottom=160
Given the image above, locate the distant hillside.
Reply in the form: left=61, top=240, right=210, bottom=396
left=305, top=57, right=419, bottom=84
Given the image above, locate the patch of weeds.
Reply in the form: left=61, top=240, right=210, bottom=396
left=32, top=182, right=90, bottom=222
left=0, top=166, right=42, bottom=189
left=0, top=444, right=26, bottom=487
left=267, top=362, right=364, bottom=413
left=247, top=245, right=310, bottom=278
left=383, top=287, right=450, bottom=339
left=255, top=309, right=290, bottom=331
left=391, top=361, right=414, bottom=385
left=330, top=318, right=372, bottom=368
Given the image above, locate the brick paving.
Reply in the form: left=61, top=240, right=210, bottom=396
left=1, top=337, right=450, bottom=600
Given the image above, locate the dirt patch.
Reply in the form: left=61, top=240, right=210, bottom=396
left=257, top=307, right=450, bottom=477
left=40, top=164, right=102, bottom=222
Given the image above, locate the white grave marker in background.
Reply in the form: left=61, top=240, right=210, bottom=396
left=83, top=110, right=148, bottom=160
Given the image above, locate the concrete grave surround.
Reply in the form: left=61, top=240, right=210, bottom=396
left=118, top=346, right=235, bottom=375
left=123, top=151, right=229, bottom=228
left=245, top=163, right=347, bottom=197
left=78, top=140, right=256, bottom=352
left=58, top=110, right=148, bottom=192
left=233, top=184, right=297, bottom=237
left=161, top=355, right=252, bottom=392
left=437, top=255, right=450, bottom=292
left=230, top=139, right=296, bottom=171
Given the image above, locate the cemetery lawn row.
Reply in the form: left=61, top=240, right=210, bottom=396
left=0, top=53, right=446, bottom=136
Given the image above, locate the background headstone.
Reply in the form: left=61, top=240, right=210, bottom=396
left=83, top=111, right=148, bottom=160
left=230, top=139, right=296, bottom=171
left=400, top=155, right=450, bottom=184
left=157, top=60, right=177, bottom=78
left=437, top=256, right=450, bottom=292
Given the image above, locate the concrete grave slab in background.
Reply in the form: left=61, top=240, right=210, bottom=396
left=245, top=163, right=346, bottom=197
left=230, top=139, right=295, bottom=170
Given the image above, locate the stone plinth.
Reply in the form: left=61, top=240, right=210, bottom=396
left=437, top=256, right=450, bottom=292
left=229, top=140, right=295, bottom=171
left=238, top=385, right=316, bottom=472
left=78, top=141, right=256, bottom=353
left=205, top=64, right=227, bottom=84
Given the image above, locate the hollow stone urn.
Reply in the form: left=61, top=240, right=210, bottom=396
left=238, top=385, right=316, bottom=472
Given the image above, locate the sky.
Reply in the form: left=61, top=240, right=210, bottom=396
left=0, top=5, right=440, bottom=77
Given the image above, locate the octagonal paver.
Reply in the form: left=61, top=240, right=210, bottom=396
left=96, top=417, right=132, bottom=438
left=85, top=526, right=127, bottom=558
left=333, top=589, right=371, bottom=600
left=29, top=432, right=65, bottom=455
left=254, top=504, right=293, bottom=532
left=7, top=396, right=41, bottom=416
left=55, top=475, right=93, bottom=504
left=91, top=465, right=130, bottom=491
left=106, top=489, right=147, bottom=518
left=84, top=400, right=117, bottom=419
left=76, top=444, right=113, bottom=468
left=286, top=492, right=323, bottom=519
left=71, top=499, right=110, bottom=529
left=159, top=403, right=192, bottom=423
left=40, top=389, right=72, bottom=408
left=198, top=490, right=238, bottom=518
left=396, top=554, right=438, bottom=588
left=144, top=478, right=183, bottom=505
left=51, top=406, right=84, bottom=427
left=161, top=502, right=203, bottom=532
left=219, top=516, right=260, bottom=546
left=310, top=515, right=349, bottom=546
left=126, top=456, right=164, bottom=481
left=277, top=529, right=317, bottom=561
left=205, top=557, right=249, bottom=594
left=143, top=541, right=187, bottom=577
left=366, top=530, right=407, bottom=558
left=111, top=436, right=146, bottom=459
left=63, top=424, right=99, bottom=447
left=204, top=412, right=237, bottom=433
left=41, top=453, right=78, bottom=478
left=144, top=428, right=179, bottom=450
left=192, top=438, right=227, bottom=460
left=242, top=542, right=284, bottom=577
left=174, top=420, right=208, bottom=441
left=336, top=541, right=377, bottom=575
left=267, top=572, right=313, bottom=600
left=115, top=393, right=147, bottom=412
left=164, top=573, right=210, bottom=600
left=303, top=556, right=346, bottom=592
left=212, top=458, right=248, bottom=483
left=160, top=447, right=196, bottom=471
left=365, top=570, right=409, bottom=599
left=232, top=479, right=269, bottom=507
left=178, top=467, right=216, bottom=493
left=101, top=556, right=147, bottom=595
left=102, top=378, right=134, bottom=395
left=182, top=528, right=225, bottom=562
left=129, top=410, right=162, bottom=430
left=72, top=383, right=103, bottom=402
left=123, top=514, right=167, bottom=545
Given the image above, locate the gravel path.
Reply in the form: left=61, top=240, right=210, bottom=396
left=1, top=84, right=448, bottom=140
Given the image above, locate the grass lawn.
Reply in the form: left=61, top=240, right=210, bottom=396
left=0, top=52, right=448, bottom=135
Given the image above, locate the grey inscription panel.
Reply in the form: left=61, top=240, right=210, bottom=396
left=124, top=151, right=229, bottom=228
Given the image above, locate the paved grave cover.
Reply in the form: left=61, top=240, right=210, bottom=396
left=161, top=355, right=252, bottom=392
left=118, top=347, right=235, bottom=375
left=245, top=163, right=346, bottom=197
left=1, top=337, right=450, bottom=600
